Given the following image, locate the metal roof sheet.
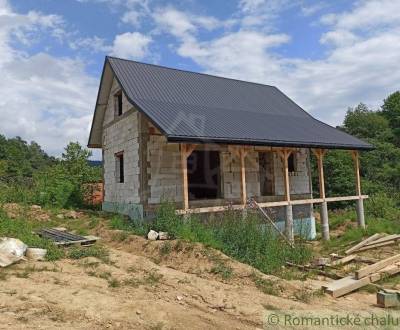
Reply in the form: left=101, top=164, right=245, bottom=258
left=90, top=56, right=372, bottom=150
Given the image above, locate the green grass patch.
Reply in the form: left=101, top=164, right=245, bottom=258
left=129, top=202, right=313, bottom=276
left=67, top=245, right=109, bottom=263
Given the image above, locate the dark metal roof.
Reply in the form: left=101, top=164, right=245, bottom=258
left=93, top=56, right=372, bottom=150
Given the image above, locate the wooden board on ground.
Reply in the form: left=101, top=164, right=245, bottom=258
left=54, top=235, right=99, bottom=246
left=362, top=234, right=400, bottom=247
left=345, top=233, right=382, bottom=255
left=355, top=240, right=400, bottom=252
left=330, top=255, right=357, bottom=267
left=355, top=254, right=400, bottom=279
left=323, top=263, right=400, bottom=298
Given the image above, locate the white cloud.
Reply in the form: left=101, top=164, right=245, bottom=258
left=110, top=32, right=151, bottom=59
left=0, top=0, right=97, bottom=156
left=157, top=0, right=400, bottom=127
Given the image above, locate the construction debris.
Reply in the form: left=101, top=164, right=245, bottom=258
left=147, top=230, right=158, bottom=241
left=286, top=262, right=343, bottom=280
left=323, top=253, right=400, bottom=298
left=158, top=232, right=169, bottom=240
left=345, top=233, right=400, bottom=254
left=313, top=257, right=330, bottom=267
left=0, top=238, right=27, bottom=267
left=377, top=290, right=400, bottom=308
left=26, top=247, right=47, bottom=261
left=38, top=228, right=99, bottom=246
left=355, top=254, right=400, bottom=279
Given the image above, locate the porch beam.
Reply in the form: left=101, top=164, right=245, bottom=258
left=175, top=195, right=369, bottom=215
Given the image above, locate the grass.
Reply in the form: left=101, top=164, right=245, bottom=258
left=321, top=208, right=400, bottom=254
left=251, top=273, right=280, bottom=296
left=144, top=269, right=163, bottom=286
left=124, top=202, right=313, bottom=276
left=159, top=242, right=172, bottom=256
left=210, top=262, right=233, bottom=280
left=67, top=245, right=110, bottom=263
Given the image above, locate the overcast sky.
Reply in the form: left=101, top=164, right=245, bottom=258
left=1, top=0, right=399, bottom=158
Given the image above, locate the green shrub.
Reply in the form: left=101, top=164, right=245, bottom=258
left=365, top=192, right=398, bottom=219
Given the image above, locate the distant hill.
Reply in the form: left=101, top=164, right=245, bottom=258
left=88, top=160, right=102, bottom=167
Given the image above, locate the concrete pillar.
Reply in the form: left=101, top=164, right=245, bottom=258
left=320, top=201, right=330, bottom=240
left=285, top=204, right=294, bottom=242
left=356, top=198, right=366, bottom=229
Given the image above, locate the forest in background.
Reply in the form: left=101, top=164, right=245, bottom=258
left=0, top=91, right=399, bottom=214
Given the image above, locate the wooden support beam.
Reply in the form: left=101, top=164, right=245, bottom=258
left=180, top=144, right=197, bottom=211
left=351, top=150, right=362, bottom=196
left=277, top=149, right=292, bottom=202
left=239, top=148, right=247, bottom=206
left=351, top=150, right=365, bottom=228
left=277, top=149, right=293, bottom=241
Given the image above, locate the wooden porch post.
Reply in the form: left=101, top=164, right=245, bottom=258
left=313, top=149, right=329, bottom=240
left=351, top=150, right=365, bottom=228
left=279, top=149, right=294, bottom=242
left=240, top=148, right=247, bottom=206
left=180, top=144, right=196, bottom=213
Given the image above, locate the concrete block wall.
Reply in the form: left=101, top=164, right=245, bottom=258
left=147, top=133, right=183, bottom=204
left=102, top=77, right=140, bottom=204
left=103, top=78, right=133, bottom=126
left=221, top=148, right=260, bottom=199
left=274, top=149, right=310, bottom=195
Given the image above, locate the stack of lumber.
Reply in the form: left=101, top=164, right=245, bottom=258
left=345, top=233, right=400, bottom=254
left=323, top=254, right=400, bottom=298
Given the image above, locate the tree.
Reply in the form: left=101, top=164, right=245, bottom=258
left=343, top=103, right=393, bottom=142
left=381, top=91, right=400, bottom=145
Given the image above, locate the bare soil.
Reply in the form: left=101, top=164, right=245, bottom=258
left=0, top=208, right=395, bottom=329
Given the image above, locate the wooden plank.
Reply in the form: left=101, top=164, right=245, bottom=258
left=355, top=240, right=400, bottom=252
left=323, top=276, right=371, bottom=298
left=345, top=233, right=382, bottom=255
left=325, top=195, right=368, bottom=202
left=355, top=254, right=400, bottom=279
left=363, top=234, right=400, bottom=247
left=55, top=235, right=99, bottom=246
left=330, top=254, right=357, bottom=266
left=324, top=263, right=400, bottom=298
left=176, top=195, right=369, bottom=215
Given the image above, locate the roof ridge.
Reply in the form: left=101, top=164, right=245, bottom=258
left=106, top=55, right=277, bottom=89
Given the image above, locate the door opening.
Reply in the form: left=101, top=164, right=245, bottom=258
left=187, top=150, right=221, bottom=200
left=259, top=151, right=274, bottom=196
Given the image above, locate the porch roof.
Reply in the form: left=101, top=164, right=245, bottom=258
left=88, top=56, right=372, bottom=150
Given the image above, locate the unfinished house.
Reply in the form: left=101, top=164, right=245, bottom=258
left=88, top=56, right=372, bottom=241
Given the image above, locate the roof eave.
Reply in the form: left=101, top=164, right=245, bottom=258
left=166, top=135, right=374, bottom=151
